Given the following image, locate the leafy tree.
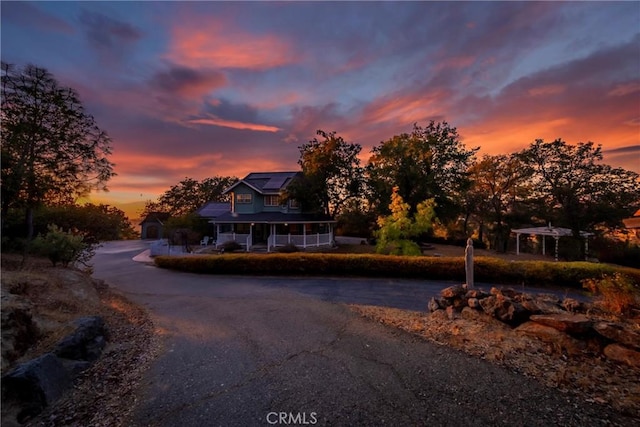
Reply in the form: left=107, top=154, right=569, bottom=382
left=367, top=121, right=477, bottom=221
left=1, top=62, right=115, bottom=239
left=519, top=139, right=640, bottom=236
left=466, top=154, right=530, bottom=252
left=141, top=175, right=237, bottom=218
left=286, top=130, right=363, bottom=216
left=375, top=187, right=436, bottom=256
left=34, top=203, right=137, bottom=243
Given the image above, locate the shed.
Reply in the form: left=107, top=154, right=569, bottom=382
left=140, top=212, right=171, bottom=239
left=511, top=225, right=594, bottom=261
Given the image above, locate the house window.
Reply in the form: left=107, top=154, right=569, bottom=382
left=289, top=199, right=300, bottom=209
left=237, top=193, right=252, bottom=204
left=264, top=195, right=280, bottom=206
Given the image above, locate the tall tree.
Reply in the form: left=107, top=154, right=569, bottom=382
left=467, top=154, right=530, bottom=251
left=141, top=175, right=237, bottom=217
left=1, top=62, right=115, bottom=239
left=286, top=130, right=363, bottom=216
left=367, top=121, right=477, bottom=221
left=519, top=139, right=640, bottom=235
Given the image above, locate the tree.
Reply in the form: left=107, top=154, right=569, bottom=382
left=141, top=175, right=237, bottom=218
left=367, top=121, right=477, bottom=221
left=286, top=130, right=363, bottom=216
left=519, top=139, right=640, bottom=236
left=1, top=62, right=115, bottom=239
left=466, top=154, right=530, bottom=251
left=375, top=187, right=436, bottom=256
left=34, top=203, right=138, bottom=243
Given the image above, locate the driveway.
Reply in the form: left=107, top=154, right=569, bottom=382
left=92, top=241, right=617, bottom=426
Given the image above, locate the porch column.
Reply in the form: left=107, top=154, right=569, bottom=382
left=303, top=225, right=307, bottom=248
left=554, top=236, right=560, bottom=262
left=516, top=233, right=520, bottom=255
left=542, top=235, right=546, bottom=255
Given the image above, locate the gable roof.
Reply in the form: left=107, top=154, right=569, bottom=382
left=197, top=201, right=231, bottom=218
left=140, top=212, right=171, bottom=225
left=223, top=171, right=300, bottom=195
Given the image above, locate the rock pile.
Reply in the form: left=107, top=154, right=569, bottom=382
left=1, top=316, right=107, bottom=424
left=428, top=285, right=640, bottom=368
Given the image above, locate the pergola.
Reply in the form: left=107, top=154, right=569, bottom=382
left=511, top=225, right=594, bottom=261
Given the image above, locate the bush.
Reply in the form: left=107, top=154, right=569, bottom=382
left=30, top=224, right=95, bottom=267
left=582, top=273, right=639, bottom=315
left=219, top=240, right=243, bottom=253
left=277, top=243, right=300, bottom=253
left=154, top=252, right=640, bottom=289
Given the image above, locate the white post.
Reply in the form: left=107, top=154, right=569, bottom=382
left=465, top=238, right=474, bottom=288
left=516, top=233, right=520, bottom=255
left=542, top=235, right=546, bottom=255
left=303, top=226, right=307, bottom=248
left=554, top=237, right=559, bottom=262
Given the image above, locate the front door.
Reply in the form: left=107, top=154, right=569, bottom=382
left=253, top=224, right=269, bottom=244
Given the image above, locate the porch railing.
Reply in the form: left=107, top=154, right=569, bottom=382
left=269, top=232, right=332, bottom=251
left=216, top=233, right=251, bottom=251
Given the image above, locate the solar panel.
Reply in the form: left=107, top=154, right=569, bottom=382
left=264, top=176, right=288, bottom=190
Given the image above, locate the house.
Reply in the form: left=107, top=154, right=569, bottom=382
left=207, top=172, right=336, bottom=251
left=196, top=201, right=231, bottom=240
left=140, top=212, right=171, bottom=239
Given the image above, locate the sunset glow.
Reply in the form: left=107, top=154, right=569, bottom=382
left=2, top=2, right=638, bottom=220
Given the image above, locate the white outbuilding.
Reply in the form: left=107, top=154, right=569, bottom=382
left=511, top=224, right=594, bottom=261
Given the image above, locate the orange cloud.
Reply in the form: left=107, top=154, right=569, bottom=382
left=188, top=117, right=281, bottom=132
left=166, top=20, right=298, bottom=70
left=607, top=83, right=640, bottom=97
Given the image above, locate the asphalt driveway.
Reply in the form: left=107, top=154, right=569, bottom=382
left=91, top=241, right=620, bottom=426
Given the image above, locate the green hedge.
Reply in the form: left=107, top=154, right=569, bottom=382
left=155, top=253, right=640, bottom=289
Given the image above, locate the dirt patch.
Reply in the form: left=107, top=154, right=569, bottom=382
left=1, top=255, right=160, bottom=427
left=350, top=303, right=640, bottom=421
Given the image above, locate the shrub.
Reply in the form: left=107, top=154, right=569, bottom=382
left=277, top=243, right=300, bottom=253
left=155, top=252, right=640, bottom=289
left=219, top=240, right=243, bottom=253
left=30, top=224, right=95, bottom=267
left=582, top=273, right=639, bottom=315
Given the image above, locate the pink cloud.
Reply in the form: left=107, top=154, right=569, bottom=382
left=188, top=117, right=281, bottom=132
left=165, top=19, right=298, bottom=70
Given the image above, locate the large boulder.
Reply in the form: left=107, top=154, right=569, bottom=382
left=593, top=322, right=640, bottom=350
left=53, top=316, right=106, bottom=362
left=603, top=344, right=640, bottom=368
left=1, top=353, right=71, bottom=423
left=515, top=322, right=586, bottom=356
left=529, top=313, right=592, bottom=335
left=440, top=284, right=467, bottom=299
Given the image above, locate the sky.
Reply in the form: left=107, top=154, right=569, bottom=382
left=2, top=1, right=639, bottom=219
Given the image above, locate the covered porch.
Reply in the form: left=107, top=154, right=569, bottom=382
left=211, top=213, right=336, bottom=252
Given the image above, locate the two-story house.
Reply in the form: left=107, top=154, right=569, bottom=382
left=208, top=171, right=336, bottom=252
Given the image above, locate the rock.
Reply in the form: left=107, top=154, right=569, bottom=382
left=520, top=298, right=542, bottom=315
left=465, top=289, right=489, bottom=299
left=440, top=284, right=467, bottom=299
left=478, top=295, right=531, bottom=326
left=529, top=313, right=592, bottom=335
left=467, top=297, right=480, bottom=309
left=593, top=322, right=640, bottom=350
left=427, top=297, right=440, bottom=313
left=603, top=344, right=640, bottom=368
left=1, top=353, right=71, bottom=423
left=53, top=316, right=106, bottom=362
left=516, top=322, right=586, bottom=356
left=460, top=306, right=485, bottom=321
left=436, top=297, right=451, bottom=308
left=561, top=298, right=583, bottom=313
left=1, top=291, right=40, bottom=371
left=445, top=306, right=457, bottom=320
left=499, top=288, right=521, bottom=299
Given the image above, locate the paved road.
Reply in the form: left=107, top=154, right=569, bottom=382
left=92, top=241, right=619, bottom=426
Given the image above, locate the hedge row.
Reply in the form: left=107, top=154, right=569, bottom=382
left=154, top=253, right=640, bottom=289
